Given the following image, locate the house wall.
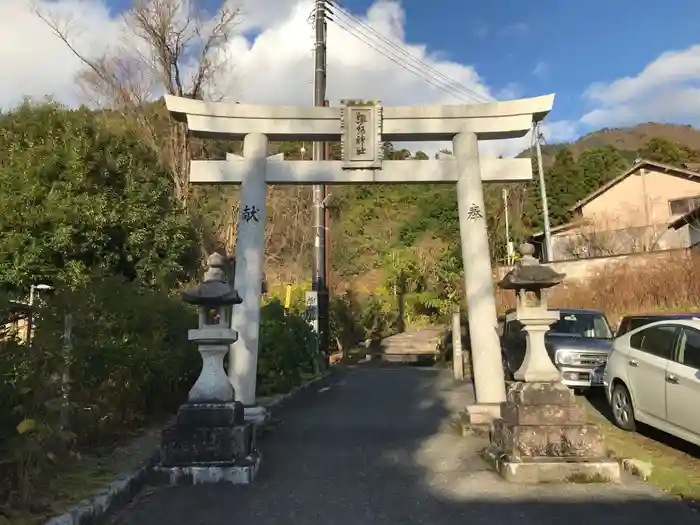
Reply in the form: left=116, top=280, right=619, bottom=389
left=550, top=223, right=689, bottom=260
left=677, top=219, right=700, bottom=248
left=581, top=168, right=700, bottom=229
left=692, top=223, right=700, bottom=247
left=2, top=316, right=29, bottom=344
left=543, top=168, right=700, bottom=260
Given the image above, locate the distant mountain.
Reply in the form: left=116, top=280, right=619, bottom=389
left=518, top=122, right=700, bottom=166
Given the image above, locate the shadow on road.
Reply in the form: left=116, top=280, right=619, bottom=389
left=111, top=363, right=698, bottom=525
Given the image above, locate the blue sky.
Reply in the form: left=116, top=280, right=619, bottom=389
left=5, top=0, right=700, bottom=151
left=335, top=0, right=700, bottom=126
left=112, top=0, right=700, bottom=141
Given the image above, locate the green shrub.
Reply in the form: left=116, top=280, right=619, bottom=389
left=329, top=290, right=365, bottom=354
left=0, top=275, right=197, bottom=511
left=256, top=300, right=317, bottom=396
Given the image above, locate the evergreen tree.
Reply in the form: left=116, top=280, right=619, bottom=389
left=577, top=146, right=630, bottom=192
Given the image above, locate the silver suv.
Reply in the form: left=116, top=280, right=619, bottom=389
left=500, top=308, right=614, bottom=392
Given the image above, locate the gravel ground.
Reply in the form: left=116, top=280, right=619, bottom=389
left=113, top=365, right=698, bottom=525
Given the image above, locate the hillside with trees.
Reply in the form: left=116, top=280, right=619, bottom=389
left=24, top=0, right=700, bottom=316
left=3, top=98, right=698, bottom=311
left=322, top=131, right=700, bottom=294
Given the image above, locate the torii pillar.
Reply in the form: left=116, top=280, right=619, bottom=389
left=226, top=138, right=283, bottom=423
left=165, top=93, right=556, bottom=426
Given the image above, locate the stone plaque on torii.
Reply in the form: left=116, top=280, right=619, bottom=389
left=165, top=93, right=555, bottom=424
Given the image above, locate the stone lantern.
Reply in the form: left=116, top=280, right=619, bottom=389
left=158, top=253, right=259, bottom=484
left=181, top=253, right=241, bottom=404
left=497, top=242, right=564, bottom=383
left=484, top=243, right=620, bottom=484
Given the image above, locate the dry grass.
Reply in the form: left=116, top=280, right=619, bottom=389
left=581, top=395, right=700, bottom=503
left=496, top=253, right=700, bottom=324
left=5, top=418, right=168, bottom=525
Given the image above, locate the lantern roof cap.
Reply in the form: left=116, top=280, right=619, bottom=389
left=182, top=253, right=242, bottom=306
left=497, top=243, right=565, bottom=290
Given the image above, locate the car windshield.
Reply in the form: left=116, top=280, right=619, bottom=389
left=548, top=311, right=613, bottom=339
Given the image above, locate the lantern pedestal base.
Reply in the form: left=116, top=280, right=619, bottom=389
left=244, top=404, right=269, bottom=425
left=485, top=382, right=620, bottom=484
left=152, top=459, right=260, bottom=486
left=158, top=401, right=258, bottom=484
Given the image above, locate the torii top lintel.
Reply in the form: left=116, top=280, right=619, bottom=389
left=165, top=94, right=555, bottom=142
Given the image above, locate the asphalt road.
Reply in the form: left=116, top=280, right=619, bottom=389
left=114, top=365, right=698, bottom=525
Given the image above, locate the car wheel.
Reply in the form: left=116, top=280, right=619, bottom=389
left=611, top=383, right=636, bottom=431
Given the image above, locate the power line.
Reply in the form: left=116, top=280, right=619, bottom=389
left=328, top=0, right=493, bottom=103
left=327, top=15, right=476, bottom=103
left=326, top=10, right=482, bottom=103
left=326, top=1, right=493, bottom=104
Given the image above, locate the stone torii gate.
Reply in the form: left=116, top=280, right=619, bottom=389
left=165, top=93, right=555, bottom=424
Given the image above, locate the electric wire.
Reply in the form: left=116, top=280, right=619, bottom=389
left=311, top=1, right=491, bottom=104
left=326, top=15, right=477, bottom=103
left=327, top=10, right=488, bottom=103
left=327, top=0, right=493, bottom=103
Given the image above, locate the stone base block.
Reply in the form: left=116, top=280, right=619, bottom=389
left=176, top=402, right=244, bottom=427
left=483, top=446, right=620, bottom=484
left=492, top=419, right=605, bottom=460
left=459, top=419, right=491, bottom=438
left=244, top=404, right=269, bottom=425
left=501, top=402, right=586, bottom=426
left=463, top=402, right=502, bottom=425
left=161, top=421, right=255, bottom=467
left=507, top=381, right=574, bottom=406
left=152, top=453, right=260, bottom=486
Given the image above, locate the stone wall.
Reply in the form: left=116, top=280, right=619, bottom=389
left=497, top=248, right=690, bottom=283
left=550, top=224, right=689, bottom=261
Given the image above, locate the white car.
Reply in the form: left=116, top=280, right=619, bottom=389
left=603, top=318, right=700, bottom=447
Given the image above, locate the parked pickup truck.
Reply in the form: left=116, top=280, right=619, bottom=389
left=500, top=308, right=614, bottom=392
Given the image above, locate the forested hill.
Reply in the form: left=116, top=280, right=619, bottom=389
left=517, top=122, right=700, bottom=167
left=329, top=124, right=700, bottom=292
left=1, top=101, right=699, bottom=300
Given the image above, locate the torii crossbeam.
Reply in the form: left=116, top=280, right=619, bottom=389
left=166, top=93, right=555, bottom=425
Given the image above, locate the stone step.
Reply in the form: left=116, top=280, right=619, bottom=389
left=381, top=338, right=442, bottom=347
left=376, top=327, right=448, bottom=356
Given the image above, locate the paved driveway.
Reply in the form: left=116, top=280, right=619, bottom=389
left=113, top=365, right=698, bottom=525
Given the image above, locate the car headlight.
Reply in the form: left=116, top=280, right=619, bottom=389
left=556, top=351, right=574, bottom=365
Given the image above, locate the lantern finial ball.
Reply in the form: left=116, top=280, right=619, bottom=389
left=519, top=243, right=535, bottom=257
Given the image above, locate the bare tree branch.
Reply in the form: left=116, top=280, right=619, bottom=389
left=35, top=0, right=241, bottom=211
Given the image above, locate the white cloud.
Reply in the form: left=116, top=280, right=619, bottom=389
left=581, top=44, right=700, bottom=128
left=472, top=20, right=489, bottom=39
left=532, top=61, right=547, bottom=77
left=542, top=120, right=579, bottom=143
left=1, top=0, right=555, bottom=159
left=495, top=82, right=523, bottom=100
left=497, top=22, right=528, bottom=38
left=236, top=0, right=298, bottom=33
left=0, top=0, right=121, bottom=109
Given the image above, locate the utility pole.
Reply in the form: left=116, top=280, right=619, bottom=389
left=534, top=122, right=553, bottom=261
left=502, top=188, right=512, bottom=264
left=324, top=129, right=331, bottom=288
left=312, top=0, right=329, bottom=361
